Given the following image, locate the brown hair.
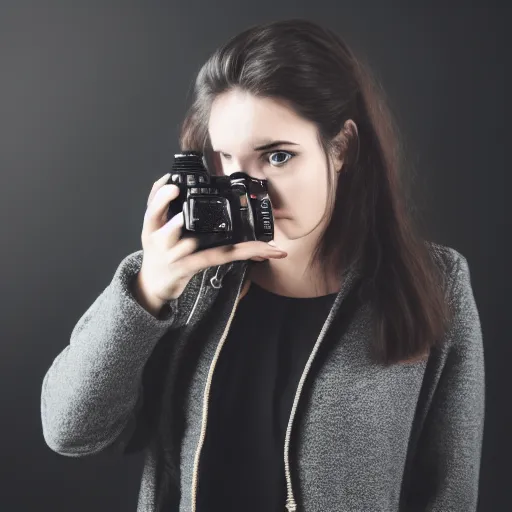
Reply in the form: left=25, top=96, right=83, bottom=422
left=179, top=18, right=453, bottom=366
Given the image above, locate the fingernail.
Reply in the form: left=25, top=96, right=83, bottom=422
left=269, top=251, right=287, bottom=257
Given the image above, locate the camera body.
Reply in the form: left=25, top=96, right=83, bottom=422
left=166, top=151, right=274, bottom=251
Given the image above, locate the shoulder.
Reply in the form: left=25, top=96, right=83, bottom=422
left=425, top=241, right=473, bottom=298
left=425, top=242, right=482, bottom=356
left=426, top=240, right=468, bottom=277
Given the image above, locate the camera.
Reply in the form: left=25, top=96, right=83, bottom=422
left=166, top=151, right=274, bottom=251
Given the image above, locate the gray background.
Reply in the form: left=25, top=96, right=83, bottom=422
left=0, top=2, right=508, bottom=510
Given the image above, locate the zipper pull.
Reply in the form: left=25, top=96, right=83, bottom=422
left=286, top=499, right=297, bottom=511
left=210, top=265, right=223, bottom=289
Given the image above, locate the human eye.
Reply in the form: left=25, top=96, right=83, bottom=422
left=262, top=150, right=296, bottom=167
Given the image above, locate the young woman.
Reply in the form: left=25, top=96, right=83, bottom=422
left=41, top=19, right=485, bottom=512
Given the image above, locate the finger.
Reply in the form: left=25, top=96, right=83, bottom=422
left=147, top=173, right=171, bottom=207
left=166, top=236, right=200, bottom=264
left=143, top=184, right=181, bottom=236
left=174, top=241, right=287, bottom=278
left=153, top=210, right=185, bottom=248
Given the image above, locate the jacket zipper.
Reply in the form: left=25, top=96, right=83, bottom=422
left=283, top=292, right=346, bottom=512
left=190, top=265, right=249, bottom=512
left=186, top=270, right=207, bottom=326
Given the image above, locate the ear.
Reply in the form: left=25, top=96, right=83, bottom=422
left=330, top=119, right=358, bottom=173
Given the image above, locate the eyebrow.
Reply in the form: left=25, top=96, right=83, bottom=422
left=253, top=140, right=299, bottom=151
left=213, top=140, right=299, bottom=153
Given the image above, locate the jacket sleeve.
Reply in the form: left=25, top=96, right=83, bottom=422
left=40, top=249, right=182, bottom=457
left=402, top=251, right=485, bottom=511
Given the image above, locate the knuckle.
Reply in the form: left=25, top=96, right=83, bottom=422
left=184, top=237, right=198, bottom=252
left=146, top=231, right=159, bottom=249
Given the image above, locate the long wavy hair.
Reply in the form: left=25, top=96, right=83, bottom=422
left=178, top=18, right=453, bottom=366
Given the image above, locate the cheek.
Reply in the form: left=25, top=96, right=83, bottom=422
left=284, top=165, right=329, bottom=222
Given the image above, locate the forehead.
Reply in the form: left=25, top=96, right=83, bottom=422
left=208, top=90, right=314, bottom=150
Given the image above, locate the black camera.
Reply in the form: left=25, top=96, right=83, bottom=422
left=166, top=151, right=274, bottom=251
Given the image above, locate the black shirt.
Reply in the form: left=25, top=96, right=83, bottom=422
left=197, top=280, right=338, bottom=512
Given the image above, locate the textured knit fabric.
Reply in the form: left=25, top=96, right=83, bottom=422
left=40, top=242, right=485, bottom=512
left=197, top=281, right=337, bottom=511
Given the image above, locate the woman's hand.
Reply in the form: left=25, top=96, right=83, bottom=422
left=134, top=173, right=287, bottom=312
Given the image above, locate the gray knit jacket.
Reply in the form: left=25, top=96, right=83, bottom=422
left=41, top=242, right=485, bottom=512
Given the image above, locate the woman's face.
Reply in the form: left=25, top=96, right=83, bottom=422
left=207, top=89, right=343, bottom=245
